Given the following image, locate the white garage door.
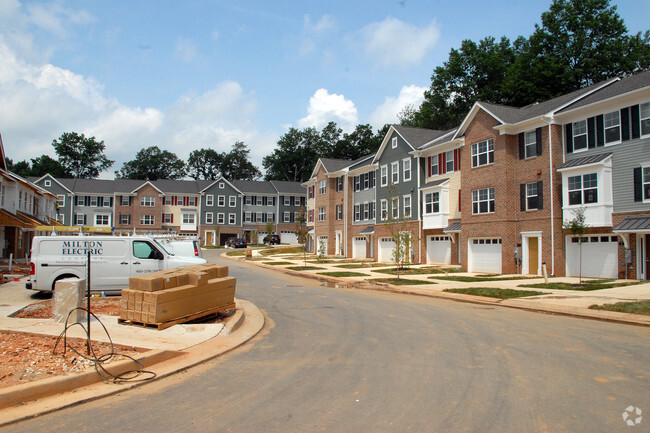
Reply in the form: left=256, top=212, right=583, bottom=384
left=378, top=238, right=395, bottom=263
left=427, top=235, right=451, bottom=264
left=280, top=231, right=298, bottom=244
left=468, top=238, right=502, bottom=274
left=566, top=235, right=618, bottom=279
left=352, top=237, right=366, bottom=259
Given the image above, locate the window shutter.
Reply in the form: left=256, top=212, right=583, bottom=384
left=537, top=181, right=543, bottom=210
left=458, top=189, right=461, bottom=212
left=587, top=117, right=596, bottom=148
left=83, top=215, right=87, bottom=225
left=634, top=167, right=643, bottom=202
left=621, top=107, right=630, bottom=141
left=454, top=148, right=460, bottom=171
left=518, top=133, right=525, bottom=159
left=427, top=157, right=431, bottom=177
left=565, top=124, right=573, bottom=153
left=457, top=148, right=461, bottom=171
left=535, top=128, right=543, bottom=156
left=171, top=214, right=174, bottom=223
left=596, top=115, right=604, bottom=147
left=631, top=105, right=640, bottom=139
left=520, top=184, right=526, bottom=211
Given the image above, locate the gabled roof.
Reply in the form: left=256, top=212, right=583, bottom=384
left=270, top=180, right=306, bottom=195
left=231, top=179, right=278, bottom=194
left=113, top=179, right=149, bottom=194
left=373, top=125, right=447, bottom=164
left=131, top=180, right=164, bottom=194
left=320, top=158, right=351, bottom=173
left=31, top=174, right=75, bottom=194
left=416, top=128, right=460, bottom=152
left=197, top=177, right=243, bottom=194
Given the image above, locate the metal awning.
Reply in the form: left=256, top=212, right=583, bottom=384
left=359, top=225, right=374, bottom=235
left=444, top=222, right=461, bottom=233
left=613, top=217, right=650, bottom=233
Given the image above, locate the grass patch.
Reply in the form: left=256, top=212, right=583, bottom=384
left=373, top=266, right=463, bottom=276
left=316, top=271, right=368, bottom=277
left=520, top=279, right=641, bottom=291
left=202, top=245, right=225, bottom=249
left=262, top=261, right=294, bottom=266
left=444, top=287, right=545, bottom=299
left=259, top=247, right=306, bottom=256
left=335, top=263, right=387, bottom=269
left=589, top=300, right=650, bottom=316
left=226, top=250, right=247, bottom=256
left=369, top=278, right=436, bottom=286
left=286, top=266, right=322, bottom=271
left=430, top=276, right=534, bottom=282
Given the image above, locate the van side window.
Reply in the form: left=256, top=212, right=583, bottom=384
left=133, top=241, right=160, bottom=260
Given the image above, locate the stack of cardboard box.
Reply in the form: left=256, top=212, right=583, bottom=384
left=120, top=264, right=236, bottom=326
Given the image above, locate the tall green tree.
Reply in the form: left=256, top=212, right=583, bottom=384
left=220, top=141, right=262, bottom=181
left=52, top=132, right=113, bottom=178
left=187, top=148, right=224, bottom=180
left=115, top=146, right=186, bottom=180
left=4, top=158, right=31, bottom=177
left=30, top=155, right=68, bottom=178
left=263, top=127, right=322, bottom=182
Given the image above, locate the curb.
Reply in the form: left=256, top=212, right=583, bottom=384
left=0, top=298, right=265, bottom=427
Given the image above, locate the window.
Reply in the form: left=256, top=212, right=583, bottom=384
left=308, top=186, right=314, bottom=199
left=229, top=214, right=236, bottom=224
left=472, top=139, right=494, bottom=167
left=206, top=195, right=214, bottom=206
left=445, top=151, right=454, bottom=173
left=363, top=173, right=369, bottom=189
left=380, top=165, right=388, bottom=187
left=119, top=214, right=130, bottom=225
left=391, top=161, right=399, bottom=184
left=163, top=213, right=173, bottom=224
left=56, top=214, right=65, bottom=224
left=44, top=180, right=51, bottom=187
left=245, top=212, right=251, bottom=223
left=363, top=202, right=369, bottom=220
left=354, top=204, right=360, bottom=221
left=336, top=204, right=343, bottom=220
left=256, top=196, right=263, bottom=205
left=75, top=214, right=85, bottom=225
left=229, top=196, right=236, bottom=207
left=354, top=176, right=361, bottom=192
left=218, top=195, right=225, bottom=206
left=133, top=241, right=159, bottom=259
left=472, top=187, right=495, bottom=214
left=336, top=176, right=344, bottom=192
left=76, top=196, right=84, bottom=206
left=268, top=197, right=275, bottom=207
left=164, top=196, right=172, bottom=206
left=318, top=207, right=326, bottom=221
left=604, top=111, right=621, bottom=144
left=140, top=215, right=154, bottom=225
left=95, top=214, right=109, bottom=226
left=219, top=183, right=225, bottom=189
left=380, top=199, right=388, bottom=221
left=370, top=201, right=376, bottom=219
left=641, top=102, right=650, bottom=136
left=391, top=137, right=397, bottom=148
left=267, top=212, right=274, bottom=222
left=430, top=155, right=439, bottom=176
left=572, top=120, right=587, bottom=151
left=319, top=180, right=326, bottom=195
left=403, top=195, right=411, bottom=218
left=141, top=196, right=155, bottom=207
left=403, top=158, right=411, bottom=181
left=57, top=195, right=65, bottom=207
left=524, top=182, right=541, bottom=210
left=245, top=196, right=252, bottom=205
left=568, top=173, right=597, bottom=205
left=205, top=213, right=214, bottom=224
left=391, top=197, right=399, bottom=219
left=217, top=213, right=225, bottom=224
left=284, top=196, right=291, bottom=206
left=424, top=192, right=439, bottom=214
left=103, top=197, right=111, bottom=208
left=182, top=213, right=196, bottom=224
left=284, top=211, right=290, bottom=222
left=188, top=197, right=197, bottom=207
left=525, top=131, right=536, bottom=159
left=121, top=196, right=130, bottom=206
left=90, top=196, right=98, bottom=207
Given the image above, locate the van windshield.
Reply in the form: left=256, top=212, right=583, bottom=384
left=152, top=239, right=171, bottom=255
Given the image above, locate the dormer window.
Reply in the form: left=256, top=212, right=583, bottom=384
left=391, top=137, right=397, bottom=149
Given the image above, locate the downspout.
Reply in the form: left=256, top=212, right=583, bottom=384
left=544, top=118, right=556, bottom=276
left=344, top=173, right=348, bottom=257
left=416, top=155, right=422, bottom=264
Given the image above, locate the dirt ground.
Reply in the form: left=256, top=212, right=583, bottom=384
left=0, top=298, right=141, bottom=389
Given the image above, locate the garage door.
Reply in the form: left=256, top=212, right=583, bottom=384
left=378, top=238, right=395, bottom=263
left=566, top=235, right=618, bottom=279
left=352, top=237, right=366, bottom=259
left=280, top=231, right=298, bottom=244
left=468, top=238, right=502, bottom=274
left=427, top=235, right=451, bottom=264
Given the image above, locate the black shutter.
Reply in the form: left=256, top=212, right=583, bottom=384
left=596, top=115, right=604, bottom=147
left=537, top=181, right=543, bottom=210
left=565, top=124, right=573, bottom=153
left=621, top=107, right=630, bottom=141
left=587, top=117, right=596, bottom=148
left=536, top=127, right=543, bottom=156
left=634, top=167, right=643, bottom=202
left=631, top=105, right=640, bottom=139
left=518, top=132, right=525, bottom=159
left=520, top=184, right=526, bottom=211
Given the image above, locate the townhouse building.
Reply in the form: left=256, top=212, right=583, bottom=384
left=348, top=154, right=377, bottom=259
left=270, top=180, right=308, bottom=244
left=198, top=177, right=243, bottom=245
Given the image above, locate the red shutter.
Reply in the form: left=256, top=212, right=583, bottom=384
left=454, top=149, right=459, bottom=171
left=171, top=214, right=174, bottom=223
left=458, top=189, right=461, bottom=212
left=427, top=157, right=431, bottom=177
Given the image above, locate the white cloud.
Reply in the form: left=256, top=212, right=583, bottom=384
left=369, top=85, right=427, bottom=128
left=175, top=37, right=198, bottom=62
left=357, top=17, right=439, bottom=67
left=297, top=88, right=358, bottom=131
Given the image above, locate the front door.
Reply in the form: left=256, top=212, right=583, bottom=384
left=645, top=234, right=650, bottom=280
left=528, top=237, right=539, bottom=275
left=206, top=231, right=213, bottom=246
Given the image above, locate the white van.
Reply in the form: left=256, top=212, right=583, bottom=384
left=26, top=236, right=207, bottom=294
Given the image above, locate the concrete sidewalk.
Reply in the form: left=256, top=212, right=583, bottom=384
left=0, top=278, right=265, bottom=426
left=243, top=250, right=650, bottom=327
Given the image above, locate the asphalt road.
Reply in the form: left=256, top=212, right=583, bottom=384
left=5, top=250, right=649, bottom=432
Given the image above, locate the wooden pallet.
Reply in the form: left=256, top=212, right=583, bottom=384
left=118, top=302, right=236, bottom=330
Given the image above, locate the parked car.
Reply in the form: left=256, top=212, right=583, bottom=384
left=232, top=238, right=248, bottom=248
left=225, top=237, right=236, bottom=248
left=263, top=234, right=281, bottom=245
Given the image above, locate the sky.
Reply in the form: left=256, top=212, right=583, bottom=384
left=0, top=0, right=648, bottom=179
